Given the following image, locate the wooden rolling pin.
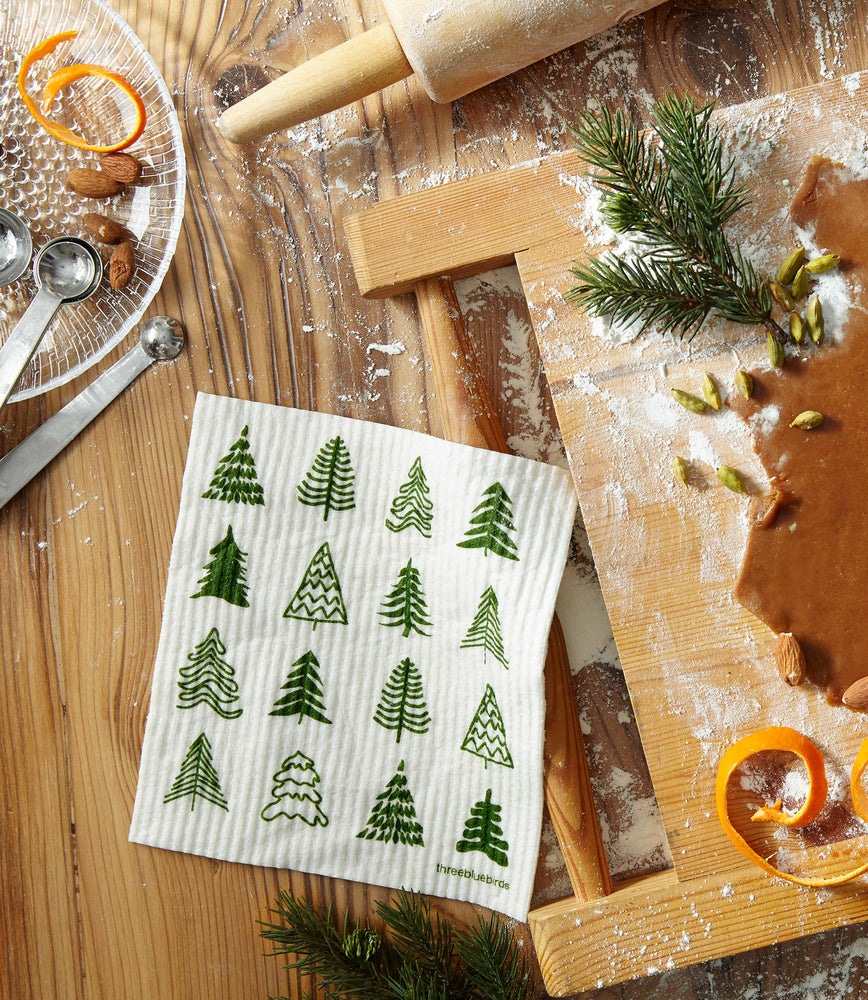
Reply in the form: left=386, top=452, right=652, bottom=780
left=218, top=0, right=666, bottom=144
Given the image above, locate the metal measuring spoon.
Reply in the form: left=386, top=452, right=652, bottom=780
left=0, top=208, right=32, bottom=286
left=0, top=235, right=103, bottom=412
left=0, top=316, right=185, bottom=510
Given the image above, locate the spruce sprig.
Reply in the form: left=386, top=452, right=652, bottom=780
left=259, top=890, right=535, bottom=1000
left=567, top=95, right=785, bottom=343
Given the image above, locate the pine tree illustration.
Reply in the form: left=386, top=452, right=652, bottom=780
left=283, top=542, right=348, bottom=629
left=460, top=586, right=508, bottom=668
left=176, top=627, right=243, bottom=719
left=378, top=559, right=431, bottom=637
left=260, top=750, right=328, bottom=826
left=269, top=650, right=331, bottom=725
left=372, top=658, right=431, bottom=743
left=297, top=435, right=356, bottom=521
left=385, top=457, right=434, bottom=537
left=202, top=425, right=265, bottom=505
left=457, top=482, right=519, bottom=561
left=191, top=525, right=250, bottom=607
left=460, top=684, right=514, bottom=769
left=163, top=732, right=228, bottom=812
left=356, top=760, right=424, bottom=845
left=455, top=789, right=510, bottom=867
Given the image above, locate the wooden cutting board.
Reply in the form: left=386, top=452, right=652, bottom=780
left=344, top=76, right=868, bottom=994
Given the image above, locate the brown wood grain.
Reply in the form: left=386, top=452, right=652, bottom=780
left=3, top=1, right=868, bottom=998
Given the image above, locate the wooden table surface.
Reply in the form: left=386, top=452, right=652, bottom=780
left=4, top=1, right=868, bottom=997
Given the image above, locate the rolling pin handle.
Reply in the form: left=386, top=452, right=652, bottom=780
left=217, top=23, right=414, bottom=144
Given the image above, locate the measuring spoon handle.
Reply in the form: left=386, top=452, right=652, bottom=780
left=0, top=343, right=153, bottom=509
left=0, top=286, right=63, bottom=412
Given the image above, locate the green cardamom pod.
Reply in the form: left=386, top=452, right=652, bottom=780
left=789, top=410, right=824, bottom=429
left=673, top=456, right=690, bottom=485
left=770, top=281, right=795, bottom=311
left=804, top=253, right=839, bottom=275
left=790, top=266, right=809, bottom=301
left=776, top=247, right=805, bottom=285
left=671, top=388, right=708, bottom=413
left=702, top=372, right=722, bottom=411
left=734, top=369, right=753, bottom=399
left=789, top=312, right=805, bottom=344
left=717, top=465, right=748, bottom=495
left=807, top=295, right=824, bottom=343
left=767, top=331, right=784, bottom=368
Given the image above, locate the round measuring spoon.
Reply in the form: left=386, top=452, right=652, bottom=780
left=0, top=235, right=103, bottom=413
left=0, top=208, right=32, bottom=286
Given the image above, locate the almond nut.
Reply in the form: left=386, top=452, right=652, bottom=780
left=82, top=213, right=134, bottom=245
left=99, top=151, right=142, bottom=184
left=66, top=168, right=123, bottom=199
left=775, top=632, right=806, bottom=686
left=109, top=241, right=135, bottom=290
left=842, top=676, right=868, bottom=711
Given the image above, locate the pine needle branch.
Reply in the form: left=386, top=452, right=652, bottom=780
left=458, top=914, right=535, bottom=1000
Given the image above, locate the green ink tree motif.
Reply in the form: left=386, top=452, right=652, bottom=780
left=460, top=586, right=508, bottom=668
left=356, top=760, right=424, bottom=846
left=269, top=650, right=331, bottom=725
left=385, top=457, right=434, bottom=537
left=202, top=425, right=265, bottom=505
left=297, top=435, right=356, bottom=521
left=191, top=525, right=250, bottom=608
left=372, top=658, right=431, bottom=743
left=378, top=559, right=431, bottom=637
left=460, top=684, right=514, bottom=770
left=283, top=542, right=348, bottom=629
left=260, top=750, right=328, bottom=826
left=457, top=482, right=519, bottom=561
left=455, top=789, right=509, bottom=867
left=177, top=627, right=243, bottom=719
left=163, top=732, right=228, bottom=812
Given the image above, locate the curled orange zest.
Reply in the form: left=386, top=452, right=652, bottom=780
left=716, top=726, right=868, bottom=887
left=851, top=737, right=868, bottom=823
left=17, top=31, right=146, bottom=152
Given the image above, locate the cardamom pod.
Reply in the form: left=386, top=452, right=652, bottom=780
left=702, top=372, right=722, bottom=411
left=804, top=253, right=839, bottom=274
left=789, top=410, right=824, bottom=429
left=789, top=312, right=805, bottom=344
left=767, top=331, right=784, bottom=368
left=776, top=247, right=805, bottom=285
left=790, top=266, right=809, bottom=301
left=807, top=295, right=824, bottom=343
left=671, top=388, right=708, bottom=413
left=734, top=369, right=753, bottom=399
left=717, top=465, right=748, bottom=495
left=770, top=281, right=795, bottom=311
left=673, top=456, right=690, bottom=485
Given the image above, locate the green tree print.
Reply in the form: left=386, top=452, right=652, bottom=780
left=357, top=760, right=424, bottom=846
left=378, top=559, right=431, bottom=637
left=456, top=789, right=509, bottom=867
left=202, top=425, right=265, bottom=505
left=457, top=482, right=519, bottom=561
left=191, top=525, right=250, bottom=608
left=460, top=586, right=508, bottom=668
left=372, top=658, right=431, bottom=743
left=270, top=650, right=331, bottom=725
left=283, top=542, right=348, bottom=629
left=385, top=457, right=433, bottom=537
left=163, top=732, right=228, bottom=812
left=460, top=684, right=514, bottom=769
left=297, top=435, right=356, bottom=521
left=177, top=627, right=243, bottom=719
left=260, top=750, right=328, bottom=826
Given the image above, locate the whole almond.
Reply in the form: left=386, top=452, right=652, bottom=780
left=842, top=676, right=868, bottom=711
left=109, top=241, right=135, bottom=290
left=775, top=632, right=806, bottom=687
left=99, top=152, right=142, bottom=184
left=66, top=168, right=123, bottom=199
left=82, top=213, right=134, bottom=245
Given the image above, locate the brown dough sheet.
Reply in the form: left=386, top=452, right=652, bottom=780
left=733, top=157, right=868, bottom=703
